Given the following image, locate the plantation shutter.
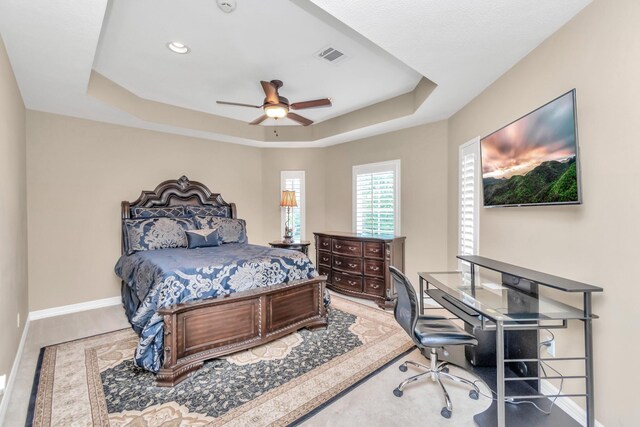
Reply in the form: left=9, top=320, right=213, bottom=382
left=353, top=161, right=400, bottom=235
left=281, top=171, right=305, bottom=240
left=459, top=139, right=480, bottom=261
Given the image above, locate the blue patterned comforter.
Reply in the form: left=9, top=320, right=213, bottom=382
left=114, top=244, right=318, bottom=372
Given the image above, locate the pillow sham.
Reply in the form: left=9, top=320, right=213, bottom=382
left=185, top=205, right=230, bottom=218
left=131, top=206, right=186, bottom=218
left=185, top=228, right=220, bottom=249
left=194, top=216, right=247, bottom=244
left=123, top=217, right=196, bottom=254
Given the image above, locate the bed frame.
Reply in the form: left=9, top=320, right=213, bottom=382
left=122, top=175, right=328, bottom=386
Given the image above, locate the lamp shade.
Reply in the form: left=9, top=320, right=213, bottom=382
left=280, top=190, right=297, bottom=207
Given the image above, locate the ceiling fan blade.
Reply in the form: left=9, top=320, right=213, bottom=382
left=260, top=81, right=279, bottom=104
left=290, top=98, right=332, bottom=110
left=216, top=101, right=261, bottom=108
left=287, top=112, right=313, bottom=126
left=249, top=114, right=269, bottom=125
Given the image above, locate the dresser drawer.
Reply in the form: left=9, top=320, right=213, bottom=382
left=332, top=255, right=363, bottom=274
left=332, top=239, right=363, bottom=257
left=332, top=271, right=363, bottom=292
left=318, top=236, right=332, bottom=251
left=364, top=278, right=385, bottom=297
left=364, top=259, right=384, bottom=278
left=318, top=266, right=332, bottom=283
left=364, top=242, right=384, bottom=259
left=318, top=252, right=332, bottom=267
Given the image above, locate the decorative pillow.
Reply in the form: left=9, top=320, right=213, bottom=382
left=123, top=217, right=196, bottom=254
left=131, top=206, right=186, bottom=218
left=185, top=228, right=220, bottom=249
left=194, top=216, right=247, bottom=244
left=186, top=205, right=230, bottom=218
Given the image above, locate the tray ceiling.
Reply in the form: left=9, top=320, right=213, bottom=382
left=94, top=0, right=422, bottom=126
left=0, top=0, right=592, bottom=147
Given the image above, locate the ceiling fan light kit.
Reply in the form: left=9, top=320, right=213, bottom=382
left=217, top=79, right=332, bottom=126
left=264, top=104, right=288, bottom=118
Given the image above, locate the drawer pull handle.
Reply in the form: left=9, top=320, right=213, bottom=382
left=322, top=242, right=329, bottom=246
left=335, top=244, right=342, bottom=249
left=335, top=261, right=342, bottom=265
left=348, top=281, right=357, bottom=286
left=335, top=277, right=341, bottom=282
left=370, top=284, right=380, bottom=289
left=349, top=247, right=356, bottom=251
left=348, top=263, right=357, bottom=268
left=370, top=249, right=380, bottom=253
left=370, top=266, right=380, bottom=271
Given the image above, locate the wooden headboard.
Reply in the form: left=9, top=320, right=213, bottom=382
left=121, top=175, right=237, bottom=253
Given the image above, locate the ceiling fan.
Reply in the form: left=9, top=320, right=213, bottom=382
left=216, top=80, right=332, bottom=126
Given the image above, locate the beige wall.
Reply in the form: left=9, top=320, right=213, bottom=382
left=447, top=0, right=640, bottom=423
left=260, top=148, right=326, bottom=262
left=324, top=122, right=450, bottom=283
left=26, top=112, right=264, bottom=311
left=0, top=36, right=27, bottom=398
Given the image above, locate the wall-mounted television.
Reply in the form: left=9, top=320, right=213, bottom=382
left=480, top=89, right=581, bottom=208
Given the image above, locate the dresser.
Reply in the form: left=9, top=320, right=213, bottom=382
left=313, top=231, right=405, bottom=309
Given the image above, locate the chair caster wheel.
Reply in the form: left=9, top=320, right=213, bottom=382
left=441, top=367, right=449, bottom=374
left=469, top=390, right=479, bottom=400
left=399, top=365, right=408, bottom=372
left=393, top=388, right=403, bottom=397
left=440, top=407, right=452, bottom=419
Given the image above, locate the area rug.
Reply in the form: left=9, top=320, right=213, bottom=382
left=28, top=296, right=414, bottom=426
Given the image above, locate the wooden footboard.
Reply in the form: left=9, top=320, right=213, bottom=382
left=156, top=276, right=328, bottom=386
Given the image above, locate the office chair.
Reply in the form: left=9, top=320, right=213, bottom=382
left=389, top=266, right=481, bottom=419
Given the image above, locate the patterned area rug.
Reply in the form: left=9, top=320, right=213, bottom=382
left=28, top=296, right=413, bottom=426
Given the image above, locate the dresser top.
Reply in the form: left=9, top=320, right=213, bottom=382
left=314, top=231, right=405, bottom=242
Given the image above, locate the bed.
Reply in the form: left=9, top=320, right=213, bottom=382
left=115, top=175, right=328, bottom=386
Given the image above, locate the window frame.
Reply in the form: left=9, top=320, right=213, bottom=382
left=352, top=159, right=401, bottom=235
left=280, top=170, right=306, bottom=241
left=458, top=137, right=481, bottom=268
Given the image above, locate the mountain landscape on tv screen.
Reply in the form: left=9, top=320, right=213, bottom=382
left=483, top=156, right=578, bottom=206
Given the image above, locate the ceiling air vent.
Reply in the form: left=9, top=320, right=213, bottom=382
left=317, top=46, right=347, bottom=64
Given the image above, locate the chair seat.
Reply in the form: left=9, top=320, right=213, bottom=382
left=414, top=316, right=478, bottom=348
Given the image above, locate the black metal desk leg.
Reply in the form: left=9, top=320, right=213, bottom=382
left=497, top=320, right=506, bottom=427
left=584, top=293, right=595, bottom=427
left=419, top=276, right=425, bottom=315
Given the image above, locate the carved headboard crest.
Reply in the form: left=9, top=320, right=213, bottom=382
left=177, top=175, right=190, bottom=190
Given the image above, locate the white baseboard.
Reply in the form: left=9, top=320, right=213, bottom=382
left=28, top=296, right=121, bottom=321
left=0, top=318, right=31, bottom=426
left=540, top=380, right=604, bottom=427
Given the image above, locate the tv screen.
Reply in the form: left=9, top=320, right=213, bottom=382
left=480, top=90, right=581, bottom=207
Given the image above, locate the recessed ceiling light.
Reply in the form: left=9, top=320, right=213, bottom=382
left=167, top=42, right=190, bottom=54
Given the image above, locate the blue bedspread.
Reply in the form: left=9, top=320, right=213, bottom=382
left=114, top=244, right=318, bottom=372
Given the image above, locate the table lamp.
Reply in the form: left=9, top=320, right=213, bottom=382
left=280, top=190, right=297, bottom=243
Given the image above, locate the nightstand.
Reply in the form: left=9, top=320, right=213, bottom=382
left=269, top=240, right=311, bottom=255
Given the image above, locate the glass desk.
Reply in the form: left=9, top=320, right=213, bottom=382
left=419, top=257, right=601, bottom=427
left=421, top=271, right=593, bottom=324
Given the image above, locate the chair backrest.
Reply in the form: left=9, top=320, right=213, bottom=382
left=390, top=266, right=420, bottom=344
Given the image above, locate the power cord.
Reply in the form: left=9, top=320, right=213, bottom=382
left=470, top=329, right=565, bottom=416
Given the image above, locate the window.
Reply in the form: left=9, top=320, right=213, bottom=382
left=353, top=160, right=401, bottom=235
left=459, top=138, right=480, bottom=265
left=281, top=171, right=305, bottom=241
